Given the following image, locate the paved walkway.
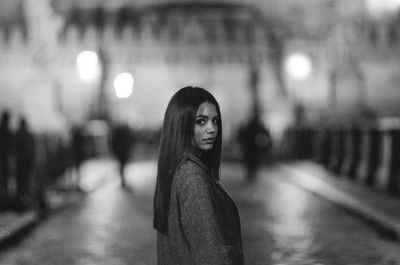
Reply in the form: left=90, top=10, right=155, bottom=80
left=2, top=159, right=400, bottom=249
left=0, top=158, right=117, bottom=247
left=281, top=161, right=400, bottom=241
left=2, top=160, right=400, bottom=264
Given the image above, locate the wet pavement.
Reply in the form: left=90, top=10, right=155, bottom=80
left=0, top=160, right=400, bottom=265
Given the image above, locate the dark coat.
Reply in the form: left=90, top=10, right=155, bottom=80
left=157, top=153, right=245, bottom=265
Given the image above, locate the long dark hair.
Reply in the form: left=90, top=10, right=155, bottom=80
left=153, top=86, right=222, bottom=234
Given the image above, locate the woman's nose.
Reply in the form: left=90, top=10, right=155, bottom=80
left=206, top=121, right=216, bottom=133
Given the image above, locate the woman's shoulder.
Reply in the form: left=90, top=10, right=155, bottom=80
left=174, top=158, right=209, bottom=188
left=176, top=158, right=204, bottom=178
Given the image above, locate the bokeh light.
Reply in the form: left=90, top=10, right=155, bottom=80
left=366, top=0, right=400, bottom=17
left=113, top=72, right=134, bottom=98
left=76, top=50, right=99, bottom=81
left=285, top=53, right=312, bottom=80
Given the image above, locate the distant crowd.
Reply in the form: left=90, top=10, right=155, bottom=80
left=0, top=110, right=35, bottom=212
left=0, top=110, right=141, bottom=213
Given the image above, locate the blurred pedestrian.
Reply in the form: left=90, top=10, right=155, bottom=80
left=14, top=117, right=34, bottom=209
left=71, top=125, right=86, bottom=191
left=110, top=123, right=133, bottom=188
left=154, top=86, right=244, bottom=264
left=238, top=114, right=271, bottom=182
left=0, top=110, right=12, bottom=203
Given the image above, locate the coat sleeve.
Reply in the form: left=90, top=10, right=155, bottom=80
left=179, top=173, right=233, bottom=265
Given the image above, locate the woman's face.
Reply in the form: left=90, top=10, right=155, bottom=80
left=193, top=101, right=219, bottom=151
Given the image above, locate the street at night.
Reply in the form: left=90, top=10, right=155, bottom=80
left=0, top=160, right=399, bottom=265
left=2, top=1, right=400, bottom=264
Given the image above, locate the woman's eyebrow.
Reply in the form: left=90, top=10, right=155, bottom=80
left=196, top=114, right=219, bottom=119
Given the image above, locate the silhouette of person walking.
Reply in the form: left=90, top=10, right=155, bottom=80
left=71, top=125, right=86, bottom=191
left=0, top=111, right=12, bottom=203
left=238, top=114, right=271, bottom=182
left=111, top=124, right=133, bottom=188
left=14, top=117, right=34, bottom=208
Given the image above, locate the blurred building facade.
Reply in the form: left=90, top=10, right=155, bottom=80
left=0, top=0, right=400, bottom=137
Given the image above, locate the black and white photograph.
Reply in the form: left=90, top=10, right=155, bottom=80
left=1, top=0, right=400, bottom=264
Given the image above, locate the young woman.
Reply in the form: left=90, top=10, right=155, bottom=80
left=153, top=86, right=244, bottom=265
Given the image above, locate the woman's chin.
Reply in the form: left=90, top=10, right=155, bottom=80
left=199, top=144, right=214, bottom=151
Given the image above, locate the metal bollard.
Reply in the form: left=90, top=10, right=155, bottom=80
left=312, top=128, right=324, bottom=163
left=356, top=127, right=380, bottom=185
left=320, top=129, right=332, bottom=167
left=356, top=127, right=370, bottom=183
left=388, top=129, right=400, bottom=196
left=340, top=127, right=353, bottom=177
left=347, top=127, right=362, bottom=179
left=375, top=128, right=392, bottom=191
left=328, top=128, right=345, bottom=175
left=365, top=128, right=381, bottom=186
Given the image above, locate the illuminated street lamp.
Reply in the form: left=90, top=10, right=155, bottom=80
left=76, top=48, right=111, bottom=122
left=113, top=72, right=134, bottom=98
left=285, top=53, right=312, bottom=80
left=76, top=50, right=101, bottom=122
left=284, top=52, right=313, bottom=101
left=366, top=0, right=400, bottom=17
left=285, top=52, right=313, bottom=125
left=76, top=50, right=100, bottom=81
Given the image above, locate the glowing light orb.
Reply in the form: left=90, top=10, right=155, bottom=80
left=367, top=0, right=400, bottom=17
left=76, top=50, right=99, bottom=81
left=285, top=53, right=312, bottom=80
left=114, top=72, right=134, bottom=98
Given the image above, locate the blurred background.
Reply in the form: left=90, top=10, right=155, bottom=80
left=1, top=0, right=400, bottom=154
left=2, top=0, right=400, bottom=135
left=1, top=0, right=400, bottom=264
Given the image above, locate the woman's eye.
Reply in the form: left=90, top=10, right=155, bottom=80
left=213, top=118, right=219, bottom=124
left=196, top=119, right=206, bottom=125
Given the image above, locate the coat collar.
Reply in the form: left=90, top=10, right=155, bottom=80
left=185, top=151, right=212, bottom=176
left=187, top=152, right=236, bottom=206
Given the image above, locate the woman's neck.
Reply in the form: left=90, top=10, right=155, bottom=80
left=189, top=146, right=213, bottom=169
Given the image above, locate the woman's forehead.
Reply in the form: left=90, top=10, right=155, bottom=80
left=196, top=102, right=217, bottom=115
